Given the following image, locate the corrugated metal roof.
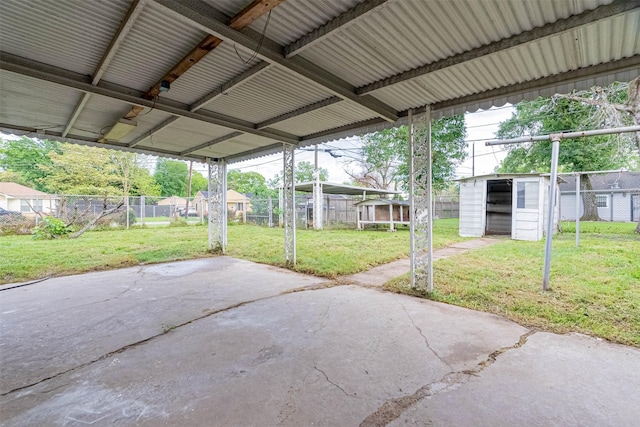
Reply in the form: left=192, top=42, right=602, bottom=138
left=0, top=0, right=638, bottom=165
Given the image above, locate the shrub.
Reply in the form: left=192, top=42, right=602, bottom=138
left=31, top=217, right=73, bottom=240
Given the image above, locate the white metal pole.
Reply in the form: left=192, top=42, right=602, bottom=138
left=542, top=135, right=561, bottom=291
left=409, top=109, right=416, bottom=288
left=425, top=107, right=434, bottom=293
left=575, top=173, right=580, bottom=247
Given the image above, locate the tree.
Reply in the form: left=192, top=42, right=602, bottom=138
left=347, top=115, right=467, bottom=192
left=497, top=82, right=638, bottom=221
left=0, top=137, right=61, bottom=191
left=295, top=161, right=328, bottom=183
left=42, top=144, right=121, bottom=195
left=110, top=152, right=161, bottom=197
left=154, top=159, right=188, bottom=197
left=227, top=170, right=272, bottom=197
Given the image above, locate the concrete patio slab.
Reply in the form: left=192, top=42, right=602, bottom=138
left=1, top=256, right=639, bottom=426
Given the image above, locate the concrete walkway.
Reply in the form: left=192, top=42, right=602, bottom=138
left=1, top=254, right=639, bottom=426
left=344, top=238, right=501, bottom=286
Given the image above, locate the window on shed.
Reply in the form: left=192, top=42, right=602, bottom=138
left=596, top=195, right=608, bottom=208
left=516, top=182, right=539, bottom=209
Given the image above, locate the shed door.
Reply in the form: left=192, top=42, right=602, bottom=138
left=512, top=178, right=543, bottom=241
left=459, top=179, right=486, bottom=237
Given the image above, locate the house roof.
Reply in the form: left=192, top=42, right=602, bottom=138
left=0, top=182, right=53, bottom=198
left=295, top=181, right=399, bottom=196
left=1, top=0, right=637, bottom=164
left=457, top=173, right=546, bottom=182
left=157, top=195, right=187, bottom=205
left=558, top=171, right=640, bottom=191
left=198, top=189, right=247, bottom=200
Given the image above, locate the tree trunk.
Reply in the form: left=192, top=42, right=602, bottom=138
left=580, top=175, right=602, bottom=221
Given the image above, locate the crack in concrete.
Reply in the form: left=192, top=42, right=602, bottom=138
left=359, top=329, right=537, bottom=427
left=314, top=366, right=358, bottom=399
left=400, top=303, right=453, bottom=371
left=1, top=289, right=307, bottom=397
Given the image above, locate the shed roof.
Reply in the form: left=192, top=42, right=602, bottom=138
left=1, top=0, right=638, bottom=163
left=457, top=173, right=547, bottom=182
left=295, top=181, right=399, bottom=196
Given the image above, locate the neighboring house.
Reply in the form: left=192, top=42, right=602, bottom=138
left=458, top=174, right=559, bottom=241
left=193, top=190, right=252, bottom=218
left=157, top=196, right=188, bottom=213
left=0, top=182, right=58, bottom=218
left=558, top=171, right=640, bottom=222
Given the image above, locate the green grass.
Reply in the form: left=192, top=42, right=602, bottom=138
left=0, top=226, right=213, bottom=284
left=0, top=219, right=466, bottom=284
left=385, top=221, right=640, bottom=346
left=2, top=219, right=638, bottom=346
left=226, top=219, right=468, bottom=277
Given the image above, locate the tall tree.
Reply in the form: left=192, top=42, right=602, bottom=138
left=154, top=159, right=188, bottom=197
left=347, top=115, right=467, bottom=191
left=269, top=161, right=329, bottom=188
left=227, top=170, right=272, bottom=197
left=497, top=82, right=638, bottom=221
left=41, top=144, right=121, bottom=195
left=0, top=137, right=61, bottom=191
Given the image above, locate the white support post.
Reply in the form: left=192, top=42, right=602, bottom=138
left=542, top=135, right=561, bottom=291
left=575, top=173, right=580, bottom=247
left=268, top=198, right=273, bottom=228
left=140, top=195, right=145, bottom=227
left=409, top=109, right=416, bottom=287
left=313, top=145, right=323, bottom=230
left=410, top=106, right=433, bottom=291
left=283, top=144, right=296, bottom=265
left=389, top=203, right=394, bottom=231
left=207, top=158, right=227, bottom=253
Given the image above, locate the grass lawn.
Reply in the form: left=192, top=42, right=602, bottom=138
left=385, top=221, right=640, bottom=346
left=0, top=219, right=467, bottom=284
left=2, top=219, right=638, bottom=346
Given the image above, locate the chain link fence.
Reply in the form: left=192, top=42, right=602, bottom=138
left=558, top=171, right=640, bottom=223
left=2, top=192, right=463, bottom=235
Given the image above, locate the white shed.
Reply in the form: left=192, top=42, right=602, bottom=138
left=458, top=174, right=559, bottom=241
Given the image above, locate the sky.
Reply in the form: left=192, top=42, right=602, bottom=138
left=216, top=105, right=517, bottom=183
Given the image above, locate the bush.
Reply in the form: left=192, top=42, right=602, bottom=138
left=117, top=208, right=137, bottom=226
left=31, top=217, right=73, bottom=240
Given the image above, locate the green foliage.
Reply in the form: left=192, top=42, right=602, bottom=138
left=497, top=86, right=638, bottom=173
left=31, top=217, right=72, bottom=240
left=117, top=208, right=137, bottom=226
left=270, top=161, right=329, bottom=188
left=354, top=115, right=467, bottom=191
left=153, top=159, right=205, bottom=197
left=227, top=170, right=273, bottom=197
left=0, top=137, right=61, bottom=191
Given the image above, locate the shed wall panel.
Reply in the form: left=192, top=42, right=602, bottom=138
left=459, top=180, right=485, bottom=237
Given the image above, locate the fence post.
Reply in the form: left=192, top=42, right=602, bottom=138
left=140, top=195, right=145, bottom=227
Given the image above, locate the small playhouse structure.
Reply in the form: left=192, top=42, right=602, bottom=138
left=355, top=199, right=410, bottom=231
left=458, top=174, right=559, bottom=241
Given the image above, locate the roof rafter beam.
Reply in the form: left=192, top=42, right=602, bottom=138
left=180, top=131, right=243, bottom=155
left=128, top=62, right=269, bottom=147
left=256, top=96, right=342, bottom=129
left=152, top=0, right=399, bottom=122
left=62, top=0, right=147, bottom=137
left=0, top=52, right=300, bottom=144
left=283, top=0, right=389, bottom=58
left=121, top=0, right=284, bottom=122
left=357, top=0, right=640, bottom=95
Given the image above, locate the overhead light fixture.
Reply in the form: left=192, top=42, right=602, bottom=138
left=102, top=119, right=137, bottom=142
left=159, top=80, right=170, bottom=92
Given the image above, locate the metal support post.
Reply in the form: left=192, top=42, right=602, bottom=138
left=575, top=173, right=580, bottom=247
left=140, top=195, right=145, bottom=227
left=313, top=145, right=323, bottom=229
left=283, top=144, right=296, bottom=265
left=268, top=198, right=273, bottom=227
left=409, top=106, right=434, bottom=291
left=542, top=135, right=561, bottom=290
left=207, top=158, right=227, bottom=253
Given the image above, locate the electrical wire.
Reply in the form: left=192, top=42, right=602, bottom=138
left=233, top=10, right=272, bottom=65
